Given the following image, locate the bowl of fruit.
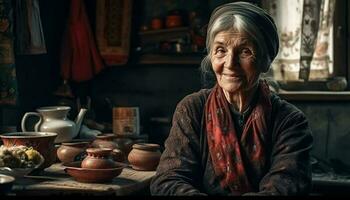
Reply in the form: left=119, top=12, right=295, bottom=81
left=0, top=145, right=44, bottom=178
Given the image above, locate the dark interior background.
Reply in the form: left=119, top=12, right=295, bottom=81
left=2, top=0, right=216, bottom=144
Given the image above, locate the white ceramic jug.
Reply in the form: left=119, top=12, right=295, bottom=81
left=21, top=106, right=87, bottom=143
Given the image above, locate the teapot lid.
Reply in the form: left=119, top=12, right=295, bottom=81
left=37, top=106, right=71, bottom=112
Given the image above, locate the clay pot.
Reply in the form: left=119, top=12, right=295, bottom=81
left=114, top=137, right=134, bottom=155
left=151, top=17, right=163, bottom=30
left=81, top=148, right=116, bottom=169
left=92, top=133, right=134, bottom=156
left=128, top=143, right=161, bottom=171
left=91, top=134, right=117, bottom=149
left=57, top=141, right=90, bottom=163
left=110, top=148, right=125, bottom=163
left=165, top=15, right=182, bottom=28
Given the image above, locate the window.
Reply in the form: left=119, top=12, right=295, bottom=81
left=262, top=0, right=348, bottom=91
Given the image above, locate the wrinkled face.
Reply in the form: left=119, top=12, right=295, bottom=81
left=210, top=31, right=260, bottom=93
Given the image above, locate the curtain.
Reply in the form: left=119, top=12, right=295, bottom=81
left=0, top=0, right=17, bottom=105
left=262, top=0, right=336, bottom=81
left=95, top=0, right=133, bottom=65
left=15, top=0, right=47, bottom=55
left=61, top=0, right=104, bottom=82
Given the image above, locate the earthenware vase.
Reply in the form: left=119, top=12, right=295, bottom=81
left=91, top=134, right=117, bottom=149
left=110, top=148, right=125, bottom=163
left=57, top=141, right=90, bottom=163
left=81, top=148, right=116, bottom=169
left=128, top=143, right=161, bottom=171
left=114, top=137, right=134, bottom=155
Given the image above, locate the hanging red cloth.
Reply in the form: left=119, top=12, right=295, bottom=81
left=60, top=0, right=104, bottom=82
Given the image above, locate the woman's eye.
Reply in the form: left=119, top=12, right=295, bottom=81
left=214, top=48, right=226, bottom=57
left=240, top=48, right=253, bottom=57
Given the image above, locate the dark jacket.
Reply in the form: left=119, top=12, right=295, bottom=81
left=150, top=89, right=313, bottom=196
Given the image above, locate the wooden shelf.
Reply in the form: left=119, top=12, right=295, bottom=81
left=277, top=90, right=350, bottom=101
left=138, top=54, right=202, bottom=65
left=139, top=27, right=190, bottom=44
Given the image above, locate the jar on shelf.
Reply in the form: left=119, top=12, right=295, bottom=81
left=165, top=10, right=183, bottom=29
left=151, top=17, right=163, bottom=30
left=166, top=15, right=182, bottom=28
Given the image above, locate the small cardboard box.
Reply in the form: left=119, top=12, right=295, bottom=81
left=113, top=107, right=140, bottom=136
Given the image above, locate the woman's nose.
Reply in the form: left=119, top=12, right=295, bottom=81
left=224, top=51, right=239, bottom=68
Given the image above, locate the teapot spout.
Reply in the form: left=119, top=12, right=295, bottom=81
left=74, top=108, right=88, bottom=138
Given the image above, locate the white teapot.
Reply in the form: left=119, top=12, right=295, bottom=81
left=21, top=106, right=87, bottom=143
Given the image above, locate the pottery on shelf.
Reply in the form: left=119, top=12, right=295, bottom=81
left=57, top=141, right=90, bottom=163
left=81, top=148, right=116, bottom=169
left=128, top=143, right=161, bottom=171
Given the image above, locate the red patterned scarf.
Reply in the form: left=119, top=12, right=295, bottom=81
left=205, top=80, right=272, bottom=194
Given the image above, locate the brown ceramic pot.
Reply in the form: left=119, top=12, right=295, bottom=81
left=114, top=137, right=134, bottom=155
left=81, top=148, right=116, bottom=169
left=110, top=148, right=125, bottom=163
left=57, top=141, right=90, bottom=163
left=151, top=17, right=163, bottom=30
left=128, top=143, right=161, bottom=171
left=165, top=15, right=182, bottom=28
left=91, top=134, right=117, bottom=149
left=92, top=134, right=134, bottom=157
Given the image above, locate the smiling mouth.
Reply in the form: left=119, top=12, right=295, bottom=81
left=222, top=74, right=241, bottom=79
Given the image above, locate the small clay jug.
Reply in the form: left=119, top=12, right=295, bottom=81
left=81, top=148, right=116, bottom=169
left=57, top=141, right=90, bottom=163
left=91, top=134, right=117, bottom=149
left=111, top=148, right=126, bottom=162
left=128, top=143, right=161, bottom=171
left=114, top=136, right=134, bottom=155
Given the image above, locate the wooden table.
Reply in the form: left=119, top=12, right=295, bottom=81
left=10, top=163, right=156, bottom=196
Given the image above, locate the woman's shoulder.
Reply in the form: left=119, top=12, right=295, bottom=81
left=178, top=89, right=211, bottom=107
left=174, top=89, right=211, bottom=116
left=270, top=92, right=307, bottom=121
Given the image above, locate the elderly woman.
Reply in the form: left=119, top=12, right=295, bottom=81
left=150, top=2, right=313, bottom=196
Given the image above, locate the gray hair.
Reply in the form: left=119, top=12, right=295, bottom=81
left=200, top=2, right=279, bottom=88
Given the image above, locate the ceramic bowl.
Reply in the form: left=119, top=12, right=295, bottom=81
left=63, top=161, right=126, bottom=183
left=0, top=132, right=57, bottom=169
left=0, top=167, right=37, bottom=178
left=0, top=174, right=15, bottom=194
left=0, top=149, right=44, bottom=178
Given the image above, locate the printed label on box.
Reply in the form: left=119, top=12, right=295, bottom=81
left=113, top=107, right=140, bottom=136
